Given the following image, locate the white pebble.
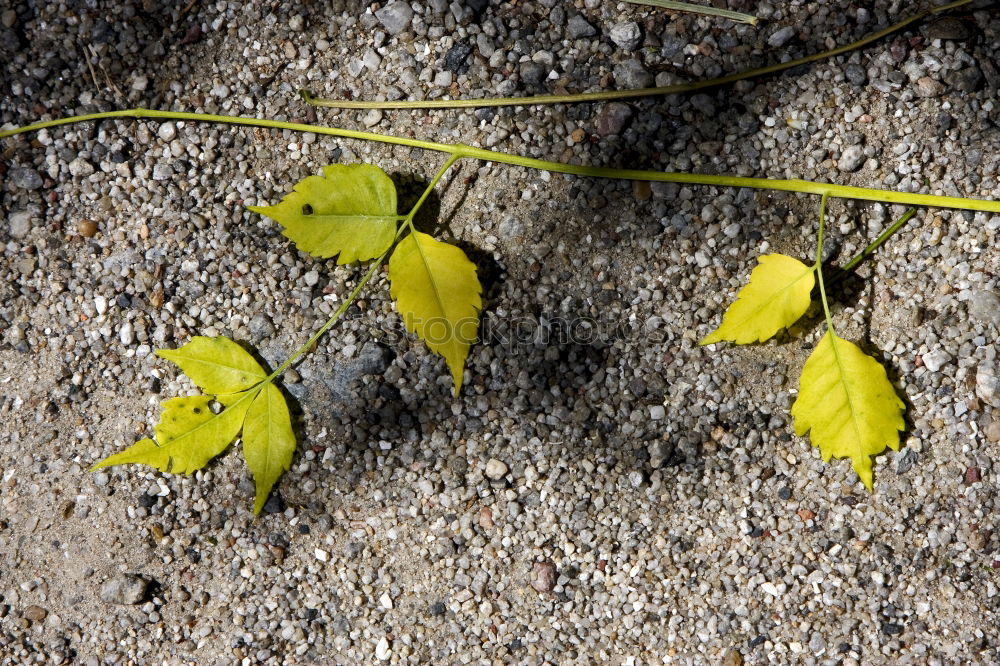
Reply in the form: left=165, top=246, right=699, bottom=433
left=485, top=458, right=509, bottom=480
left=922, top=349, right=952, bottom=373
left=119, top=322, right=135, bottom=345
left=158, top=122, right=176, bottom=142
left=375, top=636, right=391, bottom=661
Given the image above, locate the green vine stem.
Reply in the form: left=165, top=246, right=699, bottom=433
left=403, top=153, right=460, bottom=231
left=265, top=250, right=387, bottom=382
left=297, top=0, right=973, bottom=110
left=3, top=108, right=999, bottom=213
left=825, top=206, right=918, bottom=291
left=815, top=193, right=835, bottom=331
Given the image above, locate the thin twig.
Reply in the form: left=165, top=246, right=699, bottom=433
left=623, top=0, right=757, bottom=25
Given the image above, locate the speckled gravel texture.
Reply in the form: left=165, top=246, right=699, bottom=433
left=2, top=1, right=1000, bottom=664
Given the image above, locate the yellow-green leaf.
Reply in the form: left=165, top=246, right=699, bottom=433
left=157, top=336, right=267, bottom=395
left=388, top=231, right=482, bottom=395
left=248, top=164, right=398, bottom=264
left=701, top=254, right=816, bottom=345
left=92, top=390, right=258, bottom=474
left=242, top=382, right=296, bottom=514
left=791, top=330, right=905, bottom=490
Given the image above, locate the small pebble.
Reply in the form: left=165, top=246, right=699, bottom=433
left=768, top=26, right=796, bottom=48
left=23, top=605, right=47, bottom=622
left=375, top=636, right=391, bottom=661
left=10, top=167, right=43, bottom=190
left=484, top=458, right=509, bottom=480
left=921, top=349, right=952, bottom=373
left=531, top=561, right=556, bottom=593
left=78, top=219, right=98, bottom=237
left=838, top=145, right=865, bottom=172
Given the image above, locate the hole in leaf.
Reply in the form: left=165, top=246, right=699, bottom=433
left=301, top=204, right=313, bottom=215
left=192, top=407, right=202, bottom=414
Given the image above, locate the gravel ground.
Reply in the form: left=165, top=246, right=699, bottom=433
left=2, top=1, right=1000, bottom=664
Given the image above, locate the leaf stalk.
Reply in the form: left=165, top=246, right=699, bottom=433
left=815, top=193, right=834, bottom=332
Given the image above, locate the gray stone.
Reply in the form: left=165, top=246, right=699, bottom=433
left=100, top=574, right=149, bottom=605
left=322, top=341, right=394, bottom=405
left=375, top=1, right=413, bottom=36
left=519, top=61, right=546, bottom=89
left=609, top=21, right=641, bottom=51
left=595, top=102, right=633, bottom=136
left=946, top=67, right=983, bottom=93
left=968, top=290, right=1000, bottom=325
left=10, top=166, right=42, bottom=190
left=7, top=210, right=32, bottom=239
left=443, top=42, right=472, bottom=73
left=567, top=14, right=596, bottom=39
left=922, top=349, right=952, bottom=373
left=838, top=145, right=865, bottom=172
left=976, top=365, right=1000, bottom=407
left=844, top=63, right=867, bottom=86
left=249, top=313, right=276, bottom=339
left=768, top=26, right=796, bottom=48
left=896, top=448, right=917, bottom=475
left=648, top=440, right=675, bottom=468
left=152, top=163, right=174, bottom=180
left=925, top=17, right=972, bottom=41
left=612, top=59, right=652, bottom=90
left=689, top=94, right=715, bottom=116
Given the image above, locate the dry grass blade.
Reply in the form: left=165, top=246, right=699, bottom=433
left=623, top=0, right=757, bottom=25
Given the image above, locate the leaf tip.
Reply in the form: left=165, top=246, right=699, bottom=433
left=699, top=331, right=722, bottom=346
left=252, top=492, right=267, bottom=516
left=856, top=462, right=874, bottom=492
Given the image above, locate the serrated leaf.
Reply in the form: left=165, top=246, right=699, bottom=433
left=242, top=382, right=296, bottom=514
left=791, top=330, right=905, bottom=490
left=388, top=231, right=482, bottom=395
left=248, top=164, right=398, bottom=264
left=157, top=336, right=267, bottom=394
left=701, top=254, right=816, bottom=345
left=92, top=390, right=258, bottom=474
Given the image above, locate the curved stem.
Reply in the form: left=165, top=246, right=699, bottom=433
left=298, top=0, right=972, bottom=110
left=815, top=193, right=834, bottom=331
left=404, top=153, right=462, bottom=227
left=4, top=108, right=999, bottom=213
left=829, top=206, right=918, bottom=289
left=839, top=207, right=917, bottom=276
left=265, top=254, right=387, bottom=381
